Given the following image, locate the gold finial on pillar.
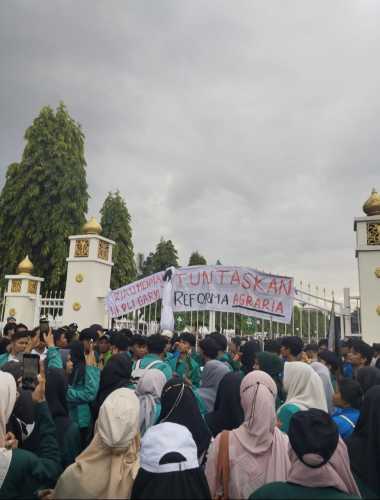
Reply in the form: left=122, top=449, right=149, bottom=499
left=82, top=217, right=102, bottom=235
left=363, top=188, right=380, bottom=216
left=17, top=255, right=34, bottom=275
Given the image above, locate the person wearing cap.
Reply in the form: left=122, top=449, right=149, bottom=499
left=138, top=334, right=173, bottom=381
left=168, top=333, right=201, bottom=388
left=131, top=422, right=211, bottom=499
left=251, top=409, right=360, bottom=499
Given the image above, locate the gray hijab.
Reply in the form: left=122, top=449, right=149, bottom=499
left=198, top=360, right=230, bottom=413
left=311, top=361, right=334, bottom=414
left=136, top=369, right=166, bottom=436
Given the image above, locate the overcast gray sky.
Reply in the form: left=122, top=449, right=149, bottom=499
left=1, top=1, right=380, bottom=297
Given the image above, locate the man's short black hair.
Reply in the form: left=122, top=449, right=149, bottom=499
left=199, top=337, right=219, bottom=360
left=209, top=332, right=227, bottom=352
left=147, top=334, right=167, bottom=355
left=351, top=339, right=373, bottom=366
left=16, top=323, right=28, bottom=332
left=231, top=336, right=242, bottom=348
left=240, top=340, right=261, bottom=373
left=305, top=343, right=318, bottom=353
left=264, top=339, right=281, bottom=355
left=110, top=332, right=130, bottom=352
left=179, top=332, right=196, bottom=347
left=318, top=338, right=328, bottom=349
left=318, top=350, right=340, bottom=372
left=372, top=343, right=380, bottom=354
left=280, top=336, right=304, bottom=357
left=3, top=323, right=16, bottom=337
left=79, top=328, right=98, bottom=342
left=53, top=328, right=66, bottom=344
left=0, top=337, right=10, bottom=355
left=11, top=330, right=29, bottom=342
left=131, top=334, right=147, bottom=347
left=338, top=378, right=363, bottom=409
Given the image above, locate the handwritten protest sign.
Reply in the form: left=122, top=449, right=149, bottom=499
left=107, top=265, right=294, bottom=324
left=106, top=271, right=164, bottom=318
left=171, top=266, right=294, bottom=323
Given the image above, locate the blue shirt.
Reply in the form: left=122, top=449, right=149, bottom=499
left=332, top=407, right=359, bottom=439
left=342, top=361, right=353, bottom=379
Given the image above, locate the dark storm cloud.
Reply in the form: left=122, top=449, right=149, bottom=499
left=1, top=0, right=380, bottom=297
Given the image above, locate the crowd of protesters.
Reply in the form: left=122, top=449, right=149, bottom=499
left=0, top=315, right=379, bottom=499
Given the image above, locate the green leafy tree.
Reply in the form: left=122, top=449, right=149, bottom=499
left=100, top=191, right=136, bottom=289
left=141, top=238, right=179, bottom=276
left=188, top=251, right=207, bottom=266
left=0, top=103, right=88, bottom=290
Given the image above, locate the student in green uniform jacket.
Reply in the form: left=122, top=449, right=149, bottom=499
left=45, top=368, right=81, bottom=468
left=65, top=341, right=100, bottom=448
left=251, top=409, right=361, bottom=500
left=0, top=371, right=62, bottom=499
left=209, top=332, right=233, bottom=371
left=169, top=333, right=201, bottom=388
left=137, top=335, right=173, bottom=381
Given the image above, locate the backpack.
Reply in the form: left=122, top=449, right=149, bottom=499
left=131, top=359, right=162, bottom=382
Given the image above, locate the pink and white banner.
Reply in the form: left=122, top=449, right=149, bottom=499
left=107, top=265, right=295, bottom=324
left=171, top=266, right=294, bottom=324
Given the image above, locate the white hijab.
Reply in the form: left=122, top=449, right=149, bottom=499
left=0, top=372, right=17, bottom=489
left=279, top=362, right=328, bottom=413
left=136, top=369, right=166, bottom=436
left=54, top=388, right=140, bottom=499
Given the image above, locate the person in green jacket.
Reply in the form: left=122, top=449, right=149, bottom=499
left=251, top=409, right=361, bottom=500
left=169, top=333, right=201, bottom=388
left=94, top=333, right=112, bottom=369
left=208, top=332, right=233, bottom=371
left=45, top=368, right=81, bottom=468
left=0, top=371, right=62, bottom=499
left=137, top=334, right=173, bottom=381
left=65, top=341, right=100, bottom=448
left=0, top=330, right=30, bottom=367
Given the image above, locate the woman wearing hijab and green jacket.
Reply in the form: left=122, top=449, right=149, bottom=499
left=0, top=371, right=61, bottom=499
left=65, top=341, right=100, bottom=448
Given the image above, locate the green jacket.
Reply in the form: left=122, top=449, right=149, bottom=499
left=250, top=482, right=360, bottom=499
left=218, top=353, right=234, bottom=372
left=0, top=402, right=61, bottom=500
left=277, top=403, right=301, bottom=434
left=139, top=354, right=173, bottom=381
left=169, top=354, right=201, bottom=388
left=60, top=421, right=81, bottom=468
left=0, top=347, right=61, bottom=369
left=67, top=366, right=100, bottom=429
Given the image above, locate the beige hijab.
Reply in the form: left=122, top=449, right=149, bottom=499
left=54, top=388, right=140, bottom=499
left=0, top=372, right=16, bottom=489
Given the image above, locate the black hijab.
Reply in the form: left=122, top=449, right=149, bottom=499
left=93, top=353, right=132, bottom=419
left=356, top=366, right=380, bottom=394
left=347, top=385, right=380, bottom=495
left=131, top=467, right=211, bottom=500
left=46, top=367, right=71, bottom=445
left=205, top=371, right=244, bottom=437
left=69, top=341, right=86, bottom=385
left=159, top=379, right=211, bottom=458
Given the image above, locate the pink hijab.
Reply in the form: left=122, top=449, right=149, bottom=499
left=287, top=438, right=361, bottom=497
left=205, top=370, right=290, bottom=499
left=234, top=370, right=290, bottom=482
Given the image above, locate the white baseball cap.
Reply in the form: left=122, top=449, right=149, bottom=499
left=140, top=422, right=199, bottom=473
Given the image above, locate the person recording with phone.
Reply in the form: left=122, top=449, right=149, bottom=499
left=0, top=370, right=62, bottom=498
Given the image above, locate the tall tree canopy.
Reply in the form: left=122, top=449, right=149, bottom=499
left=188, top=251, right=207, bottom=266
left=100, top=191, right=136, bottom=289
left=141, top=238, right=179, bottom=276
left=0, top=103, right=88, bottom=290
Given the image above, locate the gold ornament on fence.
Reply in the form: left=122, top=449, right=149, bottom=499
left=75, top=239, right=90, bottom=258
left=375, top=268, right=380, bottom=278
left=97, top=240, right=109, bottom=261
left=73, top=302, right=81, bottom=311
left=376, top=305, right=380, bottom=316
left=367, top=223, right=380, bottom=246
left=75, top=273, right=84, bottom=283
left=28, top=280, right=38, bottom=294
left=9, top=308, right=16, bottom=317
left=11, top=280, right=22, bottom=293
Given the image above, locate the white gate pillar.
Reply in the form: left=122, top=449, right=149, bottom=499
left=61, top=217, right=115, bottom=330
left=3, top=256, right=44, bottom=328
left=354, top=188, right=380, bottom=344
